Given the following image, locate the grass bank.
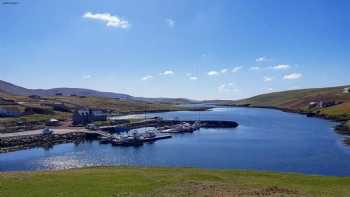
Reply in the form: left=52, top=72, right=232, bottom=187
left=1, top=167, right=350, bottom=197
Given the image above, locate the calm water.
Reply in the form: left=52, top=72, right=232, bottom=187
left=1, top=107, right=350, bottom=176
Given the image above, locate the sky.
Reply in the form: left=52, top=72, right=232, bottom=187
left=1, top=0, right=350, bottom=100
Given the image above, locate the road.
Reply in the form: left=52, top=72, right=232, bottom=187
left=0, top=128, right=88, bottom=138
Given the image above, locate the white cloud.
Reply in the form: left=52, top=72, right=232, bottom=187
left=232, top=66, right=243, bottom=73
left=256, top=56, right=269, bottom=62
left=283, top=73, right=302, bottom=80
left=83, top=12, right=129, bottom=29
left=186, top=73, right=198, bottom=80
left=160, top=70, right=174, bottom=76
left=263, top=76, right=273, bottom=82
left=273, top=64, right=290, bottom=70
left=165, top=18, right=175, bottom=28
left=218, top=83, right=239, bottom=93
left=208, top=70, right=219, bottom=76
left=221, top=68, right=228, bottom=74
left=250, top=66, right=260, bottom=70
left=83, top=74, right=92, bottom=79
left=141, top=75, right=153, bottom=81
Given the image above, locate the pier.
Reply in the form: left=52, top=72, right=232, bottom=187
left=0, top=119, right=239, bottom=152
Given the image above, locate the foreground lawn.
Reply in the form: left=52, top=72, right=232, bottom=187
left=1, top=167, right=350, bottom=197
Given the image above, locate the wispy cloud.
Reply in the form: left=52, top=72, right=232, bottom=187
left=273, top=64, right=290, bottom=70
left=232, top=66, right=243, bottom=73
left=165, top=18, right=175, bottom=28
left=83, top=12, right=130, bottom=29
left=221, top=68, right=228, bottom=74
left=141, top=75, right=153, bottom=81
left=208, top=70, right=220, bottom=76
left=263, top=76, right=273, bottom=82
left=218, top=83, right=239, bottom=93
left=160, top=70, right=175, bottom=76
left=256, top=56, right=269, bottom=62
left=250, top=66, right=260, bottom=70
left=186, top=73, right=198, bottom=80
left=83, top=74, right=92, bottom=79
left=283, top=73, right=302, bottom=80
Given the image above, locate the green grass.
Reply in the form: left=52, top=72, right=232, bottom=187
left=0, top=167, right=350, bottom=197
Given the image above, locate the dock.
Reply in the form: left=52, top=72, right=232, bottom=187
left=0, top=119, right=238, bottom=152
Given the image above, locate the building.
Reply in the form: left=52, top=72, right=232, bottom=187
left=344, top=87, right=350, bottom=94
left=309, top=100, right=339, bottom=109
left=308, top=102, right=318, bottom=108
left=319, top=101, right=337, bottom=108
left=0, top=97, right=16, bottom=105
left=0, top=106, right=22, bottom=117
left=72, top=109, right=107, bottom=125
left=46, top=118, right=61, bottom=126
left=29, top=95, right=41, bottom=99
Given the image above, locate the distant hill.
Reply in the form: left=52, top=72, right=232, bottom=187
left=0, top=80, right=194, bottom=104
left=231, top=85, right=350, bottom=120
left=0, top=80, right=132, bottom=99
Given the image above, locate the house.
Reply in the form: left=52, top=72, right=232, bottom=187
left=72, top=109, right=107, bottom=125
left=309, top=100, right=339, bottom=109
left=344, top=87, right=350, bottom=94
left=0, top=106, right=23, bottom=117
left=0, top=97, right=16, bottom=105
left=46, top=118, right=61, bottom=126
left=29, top=95, right=41, bottom=99
left=308, top=102, right=318, bottom=108
left=319, top=101, right=337, bottom=108
left=47, top=102, right=71, bottom=112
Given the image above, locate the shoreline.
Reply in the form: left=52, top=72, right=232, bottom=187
left=0, top=119, right=238, bottom=153
left=227, top=104, right=350, bottom=137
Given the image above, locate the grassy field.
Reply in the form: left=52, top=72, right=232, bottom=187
left=0, top=167, right=350, bottom=197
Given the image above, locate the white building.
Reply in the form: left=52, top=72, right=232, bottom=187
left=344, top=87, right=350, bottom=93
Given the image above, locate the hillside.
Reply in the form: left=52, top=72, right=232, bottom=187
left=0, top=80, right=197, bottom=105
left=231, top=85, right=350, bottom=124
left=0, top=80, right=132, bottom=99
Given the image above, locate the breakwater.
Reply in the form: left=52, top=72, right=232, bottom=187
left=0, top=132, right=86, bottom=153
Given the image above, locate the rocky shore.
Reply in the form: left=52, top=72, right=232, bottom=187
left=0, top=132, right=86, bottom=153
left=336, top=120, right=350, bottom=135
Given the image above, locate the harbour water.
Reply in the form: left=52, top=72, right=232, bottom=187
left=1, top=107, right=350, bottom=176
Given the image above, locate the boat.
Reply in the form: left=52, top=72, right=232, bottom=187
left=160, top=122, right=195, bottom=133
left=111, top=131, right=144, bottom=146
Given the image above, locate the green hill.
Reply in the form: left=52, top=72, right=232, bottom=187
left=230, top=85, right=350, bottom=133
left=232, top=85, right=350, bottom=119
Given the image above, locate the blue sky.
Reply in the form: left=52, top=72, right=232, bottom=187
left=1, top=0, right=350, bottom=100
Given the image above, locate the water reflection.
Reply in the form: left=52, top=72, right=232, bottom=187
left=1, top=107, right=350, bottom=176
